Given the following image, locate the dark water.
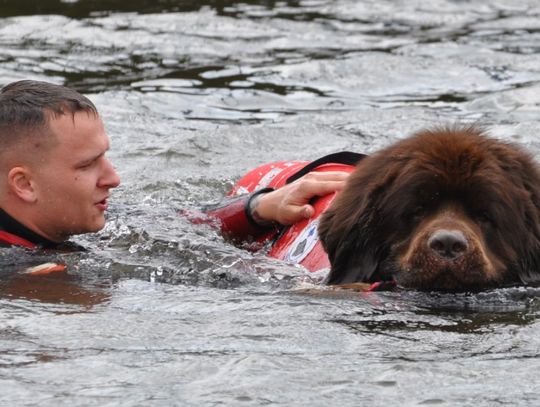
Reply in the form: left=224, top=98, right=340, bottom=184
left=2, top=0, right=540, bottom=405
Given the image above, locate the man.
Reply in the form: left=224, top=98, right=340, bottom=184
left=0, top=80, right=121, bottom=249
left=0, top=80, right=348, bottom=250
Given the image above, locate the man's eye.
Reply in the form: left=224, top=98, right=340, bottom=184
left=78, top=161, right=95, bottom=169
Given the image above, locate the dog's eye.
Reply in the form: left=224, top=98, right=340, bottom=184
left=409, top=205, right=426, bottom=219
left=475, top=211, right=495, bottom=227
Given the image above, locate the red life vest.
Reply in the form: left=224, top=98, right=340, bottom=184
left=228, top=159, right=356, bottom=273
left=228, top=153, right=397, bottom=291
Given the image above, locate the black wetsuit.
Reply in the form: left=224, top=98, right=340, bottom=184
left=0, top=208, right=83, bottom=251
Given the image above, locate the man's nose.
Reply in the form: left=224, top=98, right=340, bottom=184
left=98, top=159, right=121, bottom=188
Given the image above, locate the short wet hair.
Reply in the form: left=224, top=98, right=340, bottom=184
left=0, top=80, right=98, bottom=151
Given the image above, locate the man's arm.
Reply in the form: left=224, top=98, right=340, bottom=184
left=204, top=171, right=350, bottom=241
left=253, top=171, right=350, bottom=225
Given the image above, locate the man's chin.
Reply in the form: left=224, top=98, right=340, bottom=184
left=70, top=219, right=106, bottom=236
left=90, top=219, right=106, bottom=233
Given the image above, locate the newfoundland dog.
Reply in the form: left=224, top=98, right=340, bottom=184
left=318, top=127, right=540, bottom=291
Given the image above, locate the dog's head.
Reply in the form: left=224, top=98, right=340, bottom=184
left=319, top=127, right=540, bottom=291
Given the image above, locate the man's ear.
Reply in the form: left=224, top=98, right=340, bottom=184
left=7, top=166, right=37, bottom=203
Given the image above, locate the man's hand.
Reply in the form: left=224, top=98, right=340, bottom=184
left=253, top=171, right=350, bottom=225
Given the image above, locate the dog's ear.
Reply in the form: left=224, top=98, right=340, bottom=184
left=507, top=146, right=540, bottom=284
left=320, top=210, right=383, bottom=284
left=319, top=155, right=400, bottom=284
left=488, top=139, right=540, bottom=284
left=518, top=163, right=540, bottom=284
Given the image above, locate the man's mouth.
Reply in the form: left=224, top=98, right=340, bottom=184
left=95, top=197, right=109, bottom=211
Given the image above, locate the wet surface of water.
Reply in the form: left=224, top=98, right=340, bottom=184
left=2, top=0, right=540, bottom=405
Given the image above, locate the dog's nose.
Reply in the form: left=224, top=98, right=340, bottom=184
left=428, top=229, right=468, bottom=260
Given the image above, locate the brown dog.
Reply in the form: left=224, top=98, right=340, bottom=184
left=318, top=127, right=540, bottom=291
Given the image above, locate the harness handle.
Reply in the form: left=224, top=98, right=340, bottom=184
left=285, top=151, right=366, bottom=184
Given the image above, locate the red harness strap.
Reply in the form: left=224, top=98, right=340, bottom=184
left=0, top=231, right=37, bottom=249
left=368, top=280, right=397, bottom=291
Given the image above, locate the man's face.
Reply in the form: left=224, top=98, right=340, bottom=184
left=30, top=110, right=121, bottom=241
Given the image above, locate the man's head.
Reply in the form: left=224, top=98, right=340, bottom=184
left=0, top=80, right=121, bottom=242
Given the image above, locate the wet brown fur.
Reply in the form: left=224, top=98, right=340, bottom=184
left=318, top=127, right=540, bottom=291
